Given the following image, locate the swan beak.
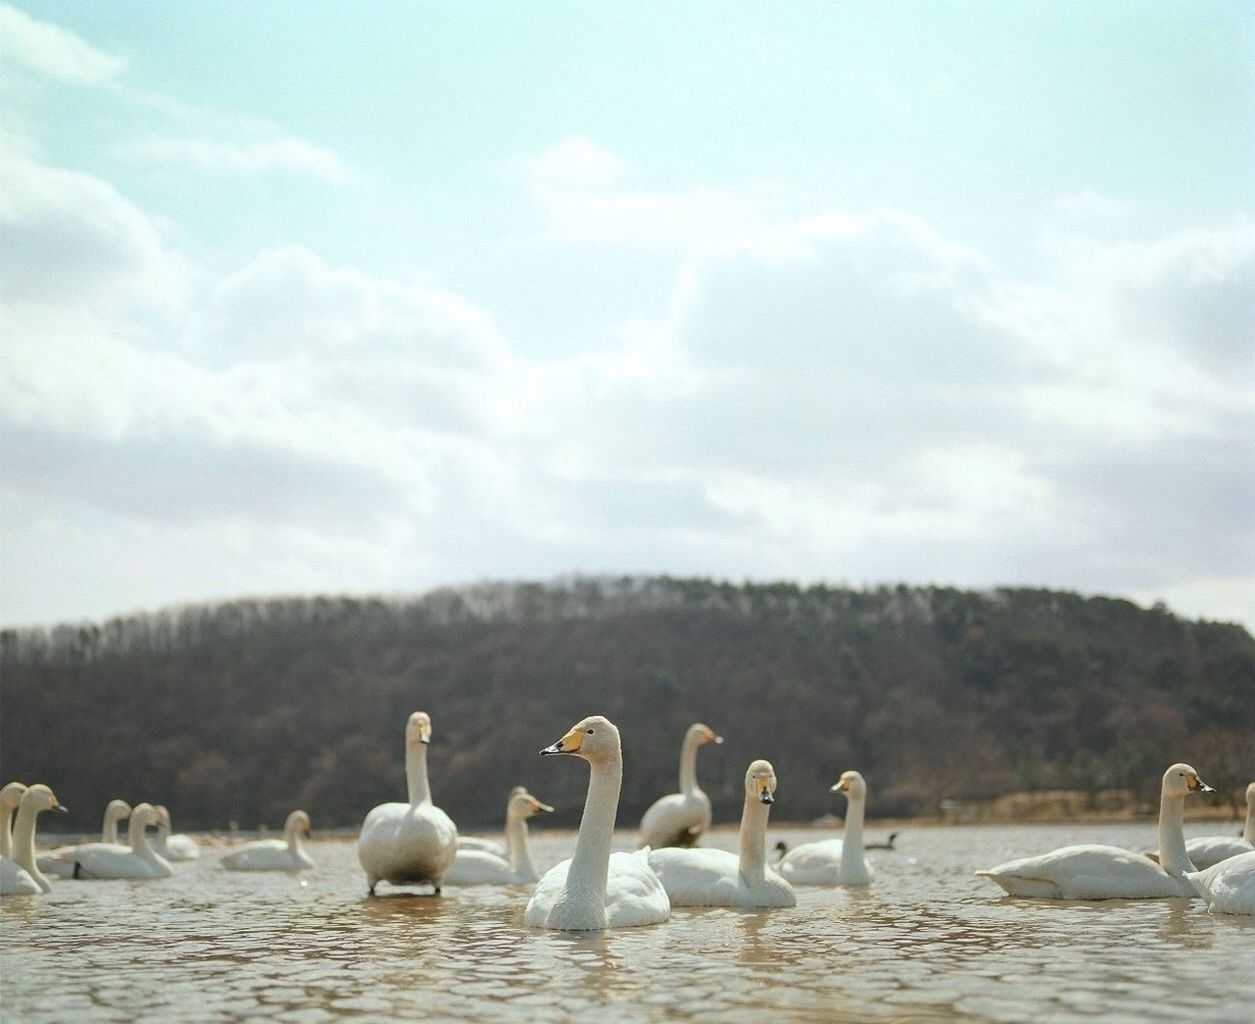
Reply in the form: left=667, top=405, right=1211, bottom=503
left=1190, top=775, right=1216, bottom=793
left=540, top=727, right=584, bottom=756
left=829, top=783, right=848, bottom=793
left=53, top=804, right=68, bottom=813
left=532, top=800, right=555, bottom=813
left=759, top=790, right=774, bottom=805
left=712, top=734, right=724, bottom=745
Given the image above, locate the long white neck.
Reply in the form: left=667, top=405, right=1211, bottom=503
left=840, top=794, right=866, bottom=875
left=504, top=813, right=537, bottom=881
left=678, top=734, right=704, bottom=795
left=12, top=801, right=50, bottom=892
left=737, top=794, right=771, bottom=884
left=566, top=756, right=622, bottom=907
left=129, top=814, right=156, bottom=857
left=284, top=818, right=306, bottom=856
left=1157, top=791, right=1193, bottom=875
left=102, top=805, right=127, bottom=845
left=406, top=740, right=431, bottom=805
left=0, top=803, right=16, bottom=860
left=1244, top=794, right=1255, bottom=845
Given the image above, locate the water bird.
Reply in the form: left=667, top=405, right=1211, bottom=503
left=977, top=763, right=1213, bottom=899
left=457, top=786, right=527, bottom=857
left=1187, top=850, right=1255, bottom=915
left=357, top=711, right=458, bottom=896
left=221, top=810, right=315, bottom=871
left=778, top=770, right=874, bottom=886
left=637, top=722, right=722, bottom=849
left=649, top=759, right=796, bottom=908
left=54, top=803, right=172, bottom=880
left=153, top=806, right=200, bottom=861
left=1145, top=780, right=1254, bottom=869
left=39, top=799, right=132, bottom=879
left=525, top=715, right=670, bottom=930
left=1, top=782, right=29, bottom=860
left=443, top=789, right=553, bottom=885
left=1, top=784, right=67, bottom=896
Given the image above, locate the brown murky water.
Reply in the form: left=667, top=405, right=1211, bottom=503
left=2, top=823, right=1252, bottom=1022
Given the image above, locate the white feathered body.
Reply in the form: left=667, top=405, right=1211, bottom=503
left=524, top=848, right=670, bottom=930
left=357, top=801, right=457, bottom=888
left=1184, top=835, right=1253, bottom=869
left=1187, top=851, right=1255, bottom=915
left=778, top=838, right=872, bottom=886
left=639, top=791, right=711, bottom=849
left=0, top=856, right=41, bottom=896
left=443, top=847, right=531, bottom=886
left=978, top=844, right=1195, bottom=900
left=57, top=842, right=173, bottom=880
left=456, top=836, right=506, bottom=857
left=649, top=847, right=795, bottom=908
left=157, top=834, right=200, bottom=862
left=221, top=839, right=315, bottom=872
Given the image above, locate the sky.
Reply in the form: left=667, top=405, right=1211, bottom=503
left=1, top=1, right=1252, bottom=629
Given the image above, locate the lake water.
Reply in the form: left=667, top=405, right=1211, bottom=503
left=2, top=822, right=1252, bottom=1022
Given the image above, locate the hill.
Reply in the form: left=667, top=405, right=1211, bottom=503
left=2, top=578, right=1252, bottom=834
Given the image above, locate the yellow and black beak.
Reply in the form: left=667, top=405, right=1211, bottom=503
left=829, top=781, right=849, bottom=794
left=757, top=779, right=775, bottom=805
left=1189, top=774, right=1216, bottom=794
left=53, top=803, right=68, bottom=813
left=530, top=798, right=555, bottom=813
left=540, top=727, right=584, bottom=756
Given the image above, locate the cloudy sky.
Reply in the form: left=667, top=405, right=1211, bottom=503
left=2, top=1, right=1252, bottom=629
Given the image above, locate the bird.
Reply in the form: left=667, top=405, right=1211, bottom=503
left=778, top=770, right=875, bottom=886
left=221, top=810, right=316, bottom=871
left=637, top=722, right=722, bottom=849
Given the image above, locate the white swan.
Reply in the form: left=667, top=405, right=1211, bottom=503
left=525, top=716, right=670, bottom=930
left=1, top=784, right=67, bottom=896
left=443, top=790, right=553, bottom=885
left=53, top=802, right=172, bottom=880
left=638, top=723, right=722, bottom=849
left=357, top=711, right=458, bottom=895
left=153, top=806, right=200, bottom=861
left=1182, top=780, right=1254, bottom=868
left=1, top=782, right=28, bottom=860
left=1187, top=850, right=1255, bottom=915
left=221, top=810, right=315, bottom=871
left=978, top=763, right=1213, bottom=899
left=649, top=759, right=796, bottom=908
left=457, top=786, right=527, bottom=857
left=39, top=799, right=132, bottom=879
left=778, top=770, right=874, bottom=886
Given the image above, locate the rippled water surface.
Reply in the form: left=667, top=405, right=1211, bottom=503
left=3, top=823, right=1252, bottom=1022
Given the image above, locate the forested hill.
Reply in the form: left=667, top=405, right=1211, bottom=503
left=3, top=578, right=1252, bottom=834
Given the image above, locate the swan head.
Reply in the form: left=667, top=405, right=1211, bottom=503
left=1, top=781, right=28, bottom=812
left=155, top=805, right=173, bottom=828
left=539, top=715, right=621, bottom=763
left=1247, top=781, right=1255, bottom=807
left=746, top=760, right=777, bottom=804
left=130, top=803, right=161, bottom=828
left=406, top=712, right=433, bottom=746
left=830, top=770, right=867, bottom=800
left=688, top=723, right=723, bottom=746
left=106, top=799, right=132, bottom=818
left=286, top=810, right=312, bottom=834
left=1162, top=763, right=1214, bottom=797
left=21, top=784, right=67, bottom=815
left=507, top=791, right=555, bottom=820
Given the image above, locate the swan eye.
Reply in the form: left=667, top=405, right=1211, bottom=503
left=586, top=728, right=595, bottom=734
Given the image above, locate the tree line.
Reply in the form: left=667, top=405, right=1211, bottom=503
left=2, top=577, right=1251, bottom=833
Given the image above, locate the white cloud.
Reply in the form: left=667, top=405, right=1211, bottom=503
left=0, top=3, right=127, bottom=85
left=119, top=136, right=350, bottom=183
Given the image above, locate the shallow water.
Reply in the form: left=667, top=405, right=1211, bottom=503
left=2, top=822, right=1252, bottom=1023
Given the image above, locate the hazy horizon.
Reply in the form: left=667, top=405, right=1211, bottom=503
left=3, top=1, right=1252, bottom=629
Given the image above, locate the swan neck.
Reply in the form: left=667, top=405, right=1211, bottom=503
left=11, top=802, right=49, bottom=890
left=0, top=805, right=12, bottom=860
left=678, top=734, right=703, bottom=795
left=1244, top=797, right=1255, bottom=845
left=504, top=814, right=535, bottom=880
left=285, top=818, right=305, bottom=855
left=103, top=805, right=126, bottom=845
left=738, top=793, right=770, bottom=882
left=841, top=794, right=866, bottom=873
left=406, top=739, right=431, bottom=805
left=567, top=757, right=621, bottom=901
left=128, top=814, right=155, bottom=855
left=1157, top=791, right=1192, bottom=875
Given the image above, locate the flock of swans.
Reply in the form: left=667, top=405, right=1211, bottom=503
left=3, top=711, right=1254, bottom=924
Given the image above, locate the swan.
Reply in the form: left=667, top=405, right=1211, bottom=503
left=649, top=759, right=796, bottom=908
left=638, top=723, right=722, bottom=849
left=978, top=763, right=1213, bottom=899
left=153, top=806, right=200, bottom=861
left=53, top=802, right=172, bottom=880
left=1179, top=780, right=1254, bottom=868
left=778, top=770, right=874, bottom=886
left=1187, top=850, right=1255, bottom=915
left=221, top=810, right=315, bottom=871
left=443, top=790, right=553, bottom=885
left=525, top=715, right=670, bottom=930
left=38, top=799, right=132, bottom=879
left=357, top=711, right=458, bottom=895
left=457, top=786, right=526, bottom=857
left=1, top=784, right=67, bottom=896
left=1, top=782, right=28, bottom=860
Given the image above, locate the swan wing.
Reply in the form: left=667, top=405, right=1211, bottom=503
left=605, top=850, right=670, bottom=926
left=57, top=842, right=173, bottom=880
left=648, top=847, right=739, bottom=906
left=778, top=839, right=844, bottom=885
left=978, top=844, right=1190, bottom=899
left=639, top=792, right=711, bottom=848
left=1184, top=835, right=1254, bottom=870
left=357, top=802, right=458, bottom=885
left=443, top=848, right=517, bottom=886
left=523, top=857, right=576, bottom=927
left=164, top=834, right=200, bottom=861
left=1187, top=851, right=1255, bottom=915
left=1, top=856, right=41, bottom=896
left=220, top=839, right=298, bottom=871
left=457, top=836, right=507, bottom=857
